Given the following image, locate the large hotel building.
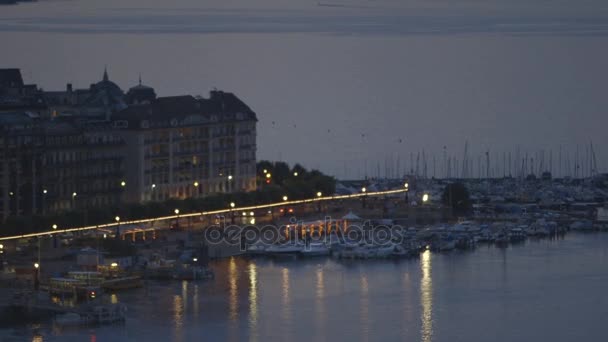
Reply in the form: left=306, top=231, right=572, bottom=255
left=0, top=68, right=257, bottom=221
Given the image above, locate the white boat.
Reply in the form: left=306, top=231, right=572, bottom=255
left=265, top=244, right=303, bottom=256
left=352, top=244, right=394, bottom=259
left=391, top=245, right=410, bottom=258
left=372, top=245, right=395, bottom=258
left=300, top=242, right=330, bottom=257
left=246, top=242, right=269, bottom=255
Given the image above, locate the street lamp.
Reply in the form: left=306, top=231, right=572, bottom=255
left=193, top=181, right=199, bottom=187
left=316, top=192, right=323, bottom=212
left=120, top=181, right=126, bottom=187
left=72, top=192, right=77, bottom=209
left=422, top=193, right=429, bottom=203
left=51, top=223, right=58, bottom=247
left=228, top=175, right=233, bottom=181
left=41, top=189, right=48, bottom=215
left=361, top=187, right=367, bottom=208
left=293, top=171, right=298, bottom=177
left=283, top=195, right=288, bottom=201
left=34, top=262, right=40, bottom=290
left=229, top=202, right=235, bottom=224
left=115, top=216, right=121, bottom=239
left=404, top=182, right=409, bottom=203
left=174, top=209, right=180, bottom=215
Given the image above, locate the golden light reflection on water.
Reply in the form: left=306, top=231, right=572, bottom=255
left=32, top=335, right=43, bottom=342
left=229, top=257, right=238, bottom=321
left=420, top=250, right=433, bottom=342
left=173, top=294, right=184, bottom=342
left=360, top=274, right=370, bottom=342
left=110, top=293, right=118, bottom=304
left=181, top=280, right=188, bottom=312
left=248, top=262, right=258, bottom=342
left=314, top=267, right=326, bottom=338
left=281, top=267, right=293, bottom=340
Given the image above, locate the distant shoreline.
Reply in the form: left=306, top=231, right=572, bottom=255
left=0, top=0, right=37, bottom=5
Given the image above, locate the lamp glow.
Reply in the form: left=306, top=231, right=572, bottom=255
left=422, top=193, right=429, bottom=203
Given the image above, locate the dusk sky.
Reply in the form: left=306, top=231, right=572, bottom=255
left=1, top=0, right=607, bottom=178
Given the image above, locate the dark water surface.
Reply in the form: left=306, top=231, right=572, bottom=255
left=2, top=233, right=608, bottom=341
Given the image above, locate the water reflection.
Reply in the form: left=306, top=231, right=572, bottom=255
left=420, top=250, right=433, bottom=342
left=181, top=280, right=188, bottom=312
left=173, top=295, right=184, bottom=342
left=110, top=293, right=118, bottom=304
left=360, top=274, right=369, bottom=342
left=248, top=262, right=258, bottom=342
left=193, top=284, right=199, bottom=319
left=229, top=257, right=238, bottom=321
left=314, top=267, right=326, bottom=339
left=281, top=267, right=293, bottom=340
left=402, top=270, right=412, bottom=339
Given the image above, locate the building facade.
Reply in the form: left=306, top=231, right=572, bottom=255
left=0, top=68, right=258, bottom=222
left=111, top=91, right=257, bottom=203
left=0, top=113, right=125, bottom=220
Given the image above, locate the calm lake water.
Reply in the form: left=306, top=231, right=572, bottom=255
left=2, top=232, right=608, bottom=341
left=2, top=0, right=608, bottom=177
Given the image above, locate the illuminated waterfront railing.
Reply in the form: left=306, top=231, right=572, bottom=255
left=0, top=188, right=409, bottom=241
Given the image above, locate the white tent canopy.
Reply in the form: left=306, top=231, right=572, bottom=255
left=342, top=211, right=362, bottom=220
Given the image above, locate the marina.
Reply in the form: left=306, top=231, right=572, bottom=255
left=1, top=0, right=608, bottom=340
left=1, top=232, right=607, bottom=341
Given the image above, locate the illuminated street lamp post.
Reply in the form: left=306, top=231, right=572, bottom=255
left=115, top=216, right=121, bottom=239
left=42, top=188, right=48, bottom=215
left=0, top=244, right=4, bottom=271
left=230, top=202, right=235, bottom=224
left=174, top=209, right=180, bottom=230
left=316, top=191, right=322, bottom=212
left=404, top=182, right=409, bottom=203
left=71, top=192, right=77, bottom=209
left=193, top=181, right=199, bottom=198
left=422, top=193, right=429, bottom=204
left=52, top=224, right=58, bottom=248
left=33, top=262, right=40, bottom=291
left=361, top=187, right=367, bottom=209
left=192, top=257, right=198, bottom=279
